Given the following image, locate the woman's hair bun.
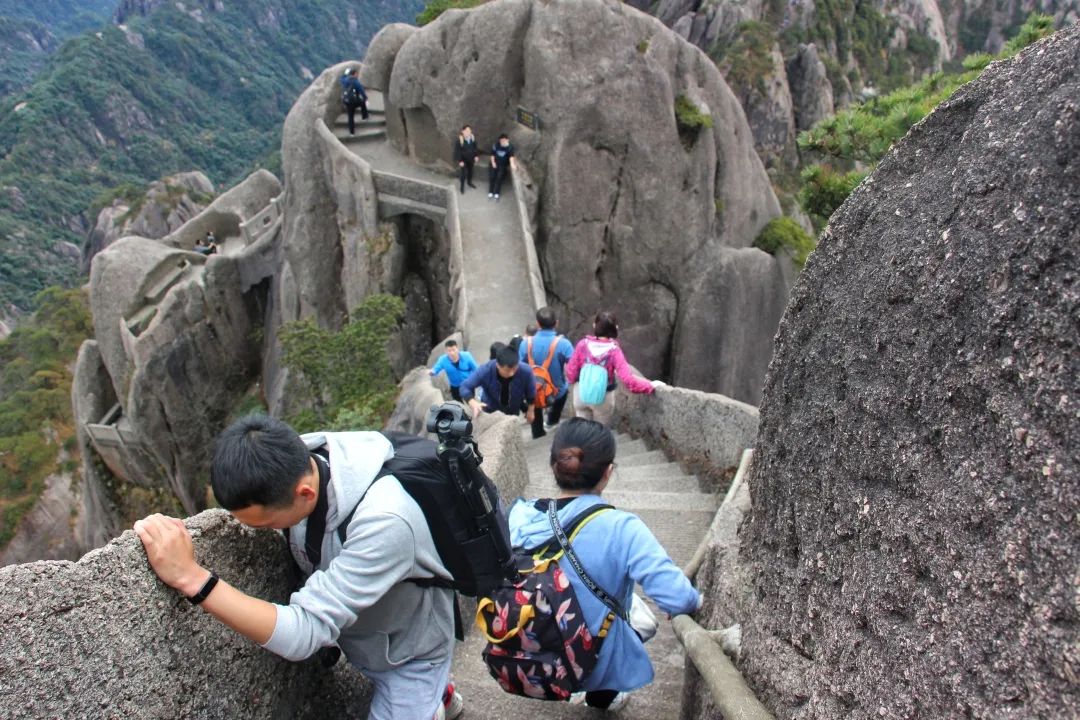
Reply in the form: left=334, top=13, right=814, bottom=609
left=554, top=447, right=584, bottom=478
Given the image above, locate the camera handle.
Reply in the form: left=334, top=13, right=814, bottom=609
left=438, top=439, right=516, bottom=576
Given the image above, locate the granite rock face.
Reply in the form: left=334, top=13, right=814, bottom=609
left=786, top=43, right=835, bottom=132
left=0, top=510, right=371, bottom=719
left=375, top=0, right=790, bottom=403
left=81, top=171, right=215, bottom=272
left=713, top=26, right=1079, bottom=718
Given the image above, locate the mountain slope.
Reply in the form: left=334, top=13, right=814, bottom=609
left=0, top=0, right=423, bottom=311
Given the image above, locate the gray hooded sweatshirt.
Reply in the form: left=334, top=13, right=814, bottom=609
left=260, top=431, right=455, bottom=672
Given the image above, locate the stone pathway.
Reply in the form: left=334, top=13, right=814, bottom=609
left=449, top=425, right=718, bottom=719
left=333, top=91, right=536, bottom=357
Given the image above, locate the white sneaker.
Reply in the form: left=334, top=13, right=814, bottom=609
left=488, top=192, right=494, bottom=199
left=445, top=690, right=464, bottom=719
left=567, top=691, right=587, bottom=705
left=494, top=193, right=500, bottom=201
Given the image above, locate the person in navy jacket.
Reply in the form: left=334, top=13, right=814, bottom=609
left=340, top=67, right=369, bottom=135
left=460, top=345, right=535, bottom=423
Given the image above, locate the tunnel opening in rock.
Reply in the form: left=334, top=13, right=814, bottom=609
left=394, top=213, right=453, bottom=365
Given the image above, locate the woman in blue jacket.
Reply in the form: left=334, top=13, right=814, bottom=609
left=508, top=418, right=701, bottom=711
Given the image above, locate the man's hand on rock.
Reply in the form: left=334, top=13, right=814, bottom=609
left=133, top=514, right=210, bottom=598
left=467, top=398, right=484, bottom=419
left=526, top=406, right=535, bottom=424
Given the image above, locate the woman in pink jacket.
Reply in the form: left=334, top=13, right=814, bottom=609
left=565, top=310, right=655, bottom=427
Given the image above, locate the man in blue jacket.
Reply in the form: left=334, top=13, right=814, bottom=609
left=460, top=344, right=535, bottom=423
left=340, top=67, right=369, bottom=135
left=430, top=339, right=478, bottom=402
left=520, top=306, right=574, bottom=439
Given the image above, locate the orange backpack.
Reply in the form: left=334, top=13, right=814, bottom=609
left=526, top=336, right=561, bottom=409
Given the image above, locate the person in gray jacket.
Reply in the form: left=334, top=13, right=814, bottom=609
left=133, top=415, right=463, bottom=720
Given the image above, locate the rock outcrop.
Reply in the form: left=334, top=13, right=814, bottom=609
left=786, top=43, right=835, bottom=132
left=370, top=0, right=791, bottom=403
left=81, top=171, right=215, bottom=272
left=0, top=510, right=371, bottom=719
left=75, top=170, right=282, bottom=522
left=696, top=25, right=1079, bottom=718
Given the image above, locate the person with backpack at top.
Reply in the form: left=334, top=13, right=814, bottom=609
left=453, top=125, right=479, bottom=194
left=339, top=67, right=368, bottom=136
left=132, top=415, right=466, bottom=720
left=498, top=418, right=701, bottom=710
left=488, top=133, right=516, bottom=201
left=430, top=339, right=478, bottom=402
left=520, top=306, right=575, bottom=439
left=566, top=310, right=659, bottom=428
left=460, top=345, right=536, bottom=423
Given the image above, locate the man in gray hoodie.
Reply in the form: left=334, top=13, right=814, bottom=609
left=133, top=415, right=461, bottom=719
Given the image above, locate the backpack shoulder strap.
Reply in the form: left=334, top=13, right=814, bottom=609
left=541, top=336, right=559, bottom=371
left=526, top=337, right=535, bottom=365
left=547, top=500, right=627, bottom=621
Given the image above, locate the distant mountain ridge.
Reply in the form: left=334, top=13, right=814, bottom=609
left=0, top=0, right=423, bottom=312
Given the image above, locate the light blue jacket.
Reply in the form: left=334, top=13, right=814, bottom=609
left=430, top=350, right=478, bottom=388
left=519, top=330, right=574, bottom=398
left=508, top=494, right=701, bottom=691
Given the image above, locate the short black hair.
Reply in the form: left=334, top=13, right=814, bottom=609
left=210, top=414, right=311, bottom=510
left=536, top=307, right=557, bottom=329
left=445, top=339, right=458, bottom=348
left=593, top=310, right=618, bottom=339
left=489, top=341, right=506, bottom=360
left=498, top=133, right=509, bottom=140
left=496, top=345, right=520, bottom=368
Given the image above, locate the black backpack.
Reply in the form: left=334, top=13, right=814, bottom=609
left=290, top=432, right=513, bottom=601
left=341, top=83, right=363, bottom=109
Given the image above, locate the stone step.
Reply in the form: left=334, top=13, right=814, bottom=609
left=527, top=471, right=701, bottom=494
left=522, top=486, right=717, bottom=514
left=375, top=194, right=447, bottom=219
left=334, top=117, right=387, bottom=129
left=335, top=127, right=387, bottom=142
left=616, top=450, right=670, bottom=468
left=606, top=463, right=691, bottom=483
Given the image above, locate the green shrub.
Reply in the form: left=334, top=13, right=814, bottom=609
left=754, top=216, right=817, bottom=266
left=713, top=21, right=776, bottom=95
left=795, top=13, right=1053, bottom=230
left=1002, top=13, right=1054, bottom=56
left=280, top=293, right=405, bottom=433
left=417, top=0, right=488, bottom=26
left=674, top=95, right=713, bottom=131
left=798, top=165, right=867, bottom=229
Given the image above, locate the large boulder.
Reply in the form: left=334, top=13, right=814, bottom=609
left=376, top=0, right=790, bottom=403
left=786, top=43, right=835, bottom=131
left=696, top=26, right=1079, bottom=718
left=0, top=510, right=370, bottom=718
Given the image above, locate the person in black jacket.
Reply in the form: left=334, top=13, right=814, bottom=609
left=487, top=134, right=516, bottom=201
left=340, top=67, right=369, bottom=135
left=453, top=125, right=478, bottom=194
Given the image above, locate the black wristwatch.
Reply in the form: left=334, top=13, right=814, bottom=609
left=187, top=572, right=219, bottom=605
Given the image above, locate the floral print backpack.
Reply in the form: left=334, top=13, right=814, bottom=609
left=476, top=502, right=628, bottom=700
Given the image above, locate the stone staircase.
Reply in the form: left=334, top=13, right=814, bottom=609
left=451, top=425, right=717, bottom=719
left=332, top=92, right=387, bottom=143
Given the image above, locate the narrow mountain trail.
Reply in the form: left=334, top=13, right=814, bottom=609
left=334, top=90, right=535, bottom=355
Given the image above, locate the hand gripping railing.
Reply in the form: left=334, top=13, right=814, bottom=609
left=673, top=449, right=775, bottom=720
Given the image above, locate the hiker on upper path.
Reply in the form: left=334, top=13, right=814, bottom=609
left=193, top=233, right=217, bottom=256
left=340, top=67, right=369, bottom=136
left=453, top=125, right=479, bottom=194
left=430, top=338, right=478, bottom=402
left=520, top=306, right=574, bottom=439
left=566, top=310, right=658, bottom=427
left=132, top=415, right=463, bottom=720
left=460, top=344, right=535, bottom=423
left=507, top=418, right=700, bottom=711
left=487, top=133, right=516, bottom=201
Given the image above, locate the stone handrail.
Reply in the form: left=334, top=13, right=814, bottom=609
left=614, top=383, right=758, bottom=481
left=510, top=161, right=546, bottom=310
left=444, top=189, right=469, bottom=340
left=673, top=449, right=774, bottom=719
